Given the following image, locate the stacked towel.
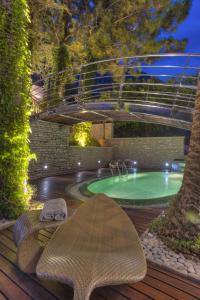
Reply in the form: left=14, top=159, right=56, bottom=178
left=40, top=198, right=68, bottom=221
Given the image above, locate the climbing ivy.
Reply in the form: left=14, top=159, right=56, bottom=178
left=0, top=0, right=33, bottom=219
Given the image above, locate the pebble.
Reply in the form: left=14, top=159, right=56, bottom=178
left=141, top=230, right=200, bottom=281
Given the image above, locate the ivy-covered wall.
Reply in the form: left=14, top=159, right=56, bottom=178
left=0, top=0, right=32, bottom=219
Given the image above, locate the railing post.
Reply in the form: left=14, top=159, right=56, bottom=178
left=118, top=58, right=128, bottom=109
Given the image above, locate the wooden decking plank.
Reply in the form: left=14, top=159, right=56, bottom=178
left=33, top=279, right=74, bottom=300
left=1, top=230, right=20, bottom=249
left=97, top=286, right=131, bottom=300
left=5, top=228, right=50, bottom=246
left=143, top=274, right=198, bottom=300
left=111, top=285, right=153, bottom=300
left=149, top=262, right=200, bottom=288
left=38, top=233, right=50, bottom=244
left=0, top=254, right=59, bottom=300
left=128, top=282, right=176, bottom=300
left=39, top=229, right=54, bottom=239
left=0, top=269, right=32, bottom=300
left=44, top=228, right=56, bottom=234
left=0, top=233, right=16, bottom=252
left=147, top=266, right=200, bottom=298
left=0, top=291, right=8, bottom=300
left=0, top=240, right=72, bottom=300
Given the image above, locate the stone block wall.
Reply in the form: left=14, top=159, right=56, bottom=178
left=29, top=120, right=70, bottom=179
left=66, top=146, right=113, bottom=171
left=108, top=137, right=184, bottom=169
left=29, top=120, right=185, bottom=179
left=29, top=120, right=113, bottom=179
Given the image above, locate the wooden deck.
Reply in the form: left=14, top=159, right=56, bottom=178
left=0, top=172, right=200, bottom=300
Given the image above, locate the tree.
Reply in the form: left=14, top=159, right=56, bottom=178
left=29, top=0, right=191, bottom=74
left=0, top=0, right=32, bottom=219
left=29, top=0, right=70, bottom=74
left=158, top=74, right=200, bottom=243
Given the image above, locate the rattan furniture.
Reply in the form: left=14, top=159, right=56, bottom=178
left=13, top=208, right=74, bottom=273
left=36, top=194, right=147, bottom=300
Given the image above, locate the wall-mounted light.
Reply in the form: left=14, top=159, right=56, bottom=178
left=165, top=162, right=170, bottom=168
left=44, top=165, right=48, bottom=169
left=98, top=160, right=101, bottom=164
left=77, top=162, right=81, bottom=166
left=133, top=161, right=137, bottom=165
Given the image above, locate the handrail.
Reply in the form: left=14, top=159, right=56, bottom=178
left=32, top=53, right=200, bottom=127
left=32, top=53, right=200, bottom=86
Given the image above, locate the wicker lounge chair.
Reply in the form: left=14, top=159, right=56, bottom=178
left=36, top=194, right=147, bottom=300
left=13, top=208, right=74, bottom=273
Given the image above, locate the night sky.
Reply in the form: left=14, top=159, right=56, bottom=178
left=166, top=0, right=200, bottom=53
left=148, top=0, right=200, bottom=76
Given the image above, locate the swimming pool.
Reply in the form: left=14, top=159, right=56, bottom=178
left=86, top=172, right=183, bottom=206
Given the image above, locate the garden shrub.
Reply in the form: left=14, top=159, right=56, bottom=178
left=0, top=0, right=33, bottom=219
left=70, top=122, right=100, bottom=147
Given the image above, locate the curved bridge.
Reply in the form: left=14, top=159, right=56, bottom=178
left=32, top=54, right=200, bottom=130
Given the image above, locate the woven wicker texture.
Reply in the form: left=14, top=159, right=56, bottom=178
left=36, top=194, right=147, bottom=300
left=13, top=208, right=74, bottom=273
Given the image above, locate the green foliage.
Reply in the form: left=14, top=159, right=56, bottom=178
left=70, top=122, right=100, bottom=147
left=149, top=215, right=200, bottom=256
left=0, top=0, right=33, bottom=219
left=29, top=0, right=191, bottom=73
left=149, top=218, right=164, bottom=233
left=29, top=0, right=70, bottom=74
left=114, top=121, right=189, bottom=139
left=54, top=43, right=70, bottom=72
left=185, top=210, right=200, bottom=224
left=160, top=236, right=200, bottom=256
left=49, top=44, right=74, bottom=105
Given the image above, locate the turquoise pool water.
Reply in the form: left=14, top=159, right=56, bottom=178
left=87, top=172, right=183, bottom=202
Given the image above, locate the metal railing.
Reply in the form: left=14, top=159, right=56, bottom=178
left=31, top=53, right=200, bottom=126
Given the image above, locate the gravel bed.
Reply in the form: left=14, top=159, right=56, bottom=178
left=141, top=230, right=200, bottom=281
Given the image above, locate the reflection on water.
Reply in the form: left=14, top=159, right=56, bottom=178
left=88, top=172, right=183, bottom=200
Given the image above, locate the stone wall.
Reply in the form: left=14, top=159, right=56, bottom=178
left=29, top=120, right=185, bottom=179
left=108, top=137, right=184, bottom=169
left=66, top=146, right=113, bottom=172
left=29, top=120, right=70, bottom=179
left=29, top=120, right=113, bottom=179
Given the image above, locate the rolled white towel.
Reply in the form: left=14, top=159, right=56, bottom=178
left=40, top=198, right=68, bottom=222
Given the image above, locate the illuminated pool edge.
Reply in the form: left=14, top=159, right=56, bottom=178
left=79, top=179, right=176, bottom=207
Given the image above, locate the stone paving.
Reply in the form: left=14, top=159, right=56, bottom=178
left=141, top=230, right=200, bottom=281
